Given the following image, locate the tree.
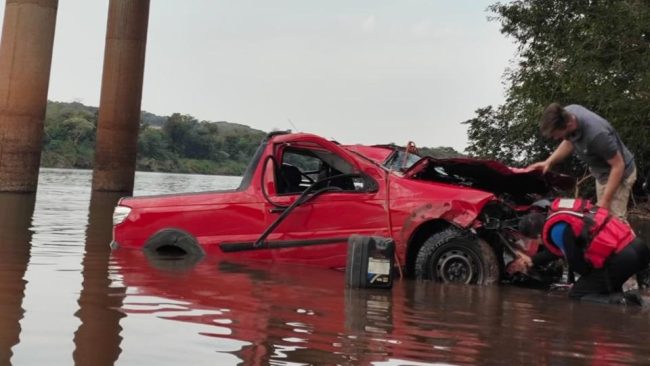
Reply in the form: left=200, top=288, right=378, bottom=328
left=418, top=146, right=464, bottom=159
left=163, top=113, right=197, bottom=154
left=465, top=0, right=650, bottom=177
left=137, top=127, right=172, bottom=160
left=61, top=117, right=95, bottom=145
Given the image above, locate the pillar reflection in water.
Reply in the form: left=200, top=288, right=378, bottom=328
left=0, top=193, right=35, bottom=365
left=73, top=191, right=127, bottom=365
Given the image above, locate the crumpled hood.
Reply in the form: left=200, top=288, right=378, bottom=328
left=403, top=157, right=575, bottom=201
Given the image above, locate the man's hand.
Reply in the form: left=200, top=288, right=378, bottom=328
left=528, top=140, right=574, bottom=175
left=506, top=253, right=533, bottom=275
left=527, top=160, right=551, bottom=174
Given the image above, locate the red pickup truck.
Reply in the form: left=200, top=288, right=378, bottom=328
left=111, top=131, right=573, bottom=285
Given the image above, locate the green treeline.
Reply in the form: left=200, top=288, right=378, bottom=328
left=418, top=146, right=463, bottom=159
left=43, top=102, right=98, bottom=170
left=42, top=101, right=462, bottom=176
left=137, top=114, right=266, bottom=175
left=42, top=101, right=266, bottom=175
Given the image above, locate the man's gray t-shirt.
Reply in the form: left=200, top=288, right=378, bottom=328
left=565, top=104, right=635, bottom=184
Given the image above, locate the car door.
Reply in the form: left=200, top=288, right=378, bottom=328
left=262, top=140, right=389, bottom=268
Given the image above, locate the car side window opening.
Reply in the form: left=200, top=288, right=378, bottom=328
left=276, top=146, right=362, bottom=195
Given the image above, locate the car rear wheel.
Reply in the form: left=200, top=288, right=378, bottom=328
left=415, top=228, right=499, bottom=285
left=143, top=229, right=205, bottom=258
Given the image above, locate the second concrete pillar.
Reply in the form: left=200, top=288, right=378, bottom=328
left=92, top=0, right=150, bottom=192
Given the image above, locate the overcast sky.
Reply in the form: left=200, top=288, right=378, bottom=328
left=4, top=1, right=516, bottom=152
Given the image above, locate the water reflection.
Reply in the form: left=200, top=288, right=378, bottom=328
left=343, top=288, right=394, bottom=364
left=0, top=193, right=35, bottom=365
left=3, top=169, right=650, bottom=365
left=109, top=248, right=650, bottom=365
left=113, top=253, right=351, bottom=365
left=401, top=284, right=650, bottom=365
left=73, top=192, right=127, bottom=365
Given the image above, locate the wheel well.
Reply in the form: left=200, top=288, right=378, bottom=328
left=405, top=219, right=454, bottom=276
left=143, top=228, right=205, bottom=259
left=154, top=244, right=189, bottom=256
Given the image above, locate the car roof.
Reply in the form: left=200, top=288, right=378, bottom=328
left=341, top=145, right=396, bottom=164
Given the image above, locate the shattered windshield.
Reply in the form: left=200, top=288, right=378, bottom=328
left=384, top=150, right=422, bottom=171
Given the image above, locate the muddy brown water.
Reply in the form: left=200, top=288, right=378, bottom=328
left=2, top=168, right=650, bottom=365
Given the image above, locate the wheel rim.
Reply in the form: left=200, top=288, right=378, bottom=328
left=434, top=248, right=482, bottom=284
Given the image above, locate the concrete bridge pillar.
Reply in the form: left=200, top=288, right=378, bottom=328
left=92, top=0, right=150, bottom=192
left=0, top=0, right=58, bottom=192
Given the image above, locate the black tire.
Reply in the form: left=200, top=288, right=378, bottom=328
left=143, top=228, right=205, bottom=258
left=415, top=228, right=499, bottom=285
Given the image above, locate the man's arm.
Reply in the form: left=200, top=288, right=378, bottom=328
left=527, top=140, right=575, bottom=174
left=598, top=151, right=625, bottom=209
left=506, top=250, right=560, bottom=275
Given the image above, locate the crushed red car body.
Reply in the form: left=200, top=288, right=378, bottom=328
left=111, top=131, right=574, bottom=285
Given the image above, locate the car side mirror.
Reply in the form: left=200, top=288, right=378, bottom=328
left=352, top=175, right=378, bottom=192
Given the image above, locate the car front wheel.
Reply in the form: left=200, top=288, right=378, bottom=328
left=415, top=228, right=499, bottom=285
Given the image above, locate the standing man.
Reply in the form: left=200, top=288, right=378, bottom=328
left=528, top=103, right=637, bottom=219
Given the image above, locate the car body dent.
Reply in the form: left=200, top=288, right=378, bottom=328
left=387, top=176, right=495, bottom=248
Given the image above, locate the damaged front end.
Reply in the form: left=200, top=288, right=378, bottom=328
left=475, top=201, right=564, bottom=288
left=403, top=156, right=575, bottom=287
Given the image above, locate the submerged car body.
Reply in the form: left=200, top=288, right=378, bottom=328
left=112, top=131, right=574, bottom=285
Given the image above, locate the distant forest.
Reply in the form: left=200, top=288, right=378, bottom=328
left=42, top=101, right=462, bottom=175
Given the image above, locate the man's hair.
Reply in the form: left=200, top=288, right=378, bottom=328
left=540, top=102, right=571, bottom=137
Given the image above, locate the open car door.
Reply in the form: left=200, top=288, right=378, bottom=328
left=261, top=137, right=389, bottom=268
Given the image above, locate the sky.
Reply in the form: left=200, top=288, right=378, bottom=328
left=3, top=0, right=516, bottom=152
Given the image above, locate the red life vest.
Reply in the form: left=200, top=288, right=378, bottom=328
left=541, top=198, right=636, bottom=269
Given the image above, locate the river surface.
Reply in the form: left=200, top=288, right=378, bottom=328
left=2, top=168, right=650, bottom=365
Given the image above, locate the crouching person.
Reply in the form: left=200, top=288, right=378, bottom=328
left=510, top=198, right=650, bottom=305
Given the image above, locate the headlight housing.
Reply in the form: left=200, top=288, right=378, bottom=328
left=113, top=206, right=132, bottom=225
